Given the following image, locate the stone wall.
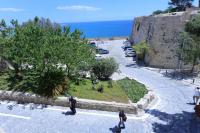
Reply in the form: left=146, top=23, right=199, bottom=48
left=0, top=90, right=156, bottom=114
left=130, top=10, right=200, bottom=69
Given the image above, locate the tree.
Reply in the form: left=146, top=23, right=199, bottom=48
left=178, top=15, right=200, bottom=72
left=133, top=41, right=149, bottom=62
left=185, top=15, right=200, bottom=36
left=169, top=0, right=194, bottom=11
left=153, top=10, right=163, bottom=15
left=2, top=17, right=95, bottom=97
left=92, top=58, right=118, bottom=80
left=179, top=32, right=200, bottom=72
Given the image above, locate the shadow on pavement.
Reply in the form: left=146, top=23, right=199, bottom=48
left=162, top=70, right=198, bottom=81
left=109, top=126, right=121, bottom=133
left=125, top=64, right=138, bottom=68
left=62, top=111, right=75, bottom=116
left=187, top=102, right=196, bottom=105
left=145, top=109, right=200, bottom=133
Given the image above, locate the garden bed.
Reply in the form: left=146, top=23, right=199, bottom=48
left=68, top=79, right=129, bottom=103
left=0, top=72, right=148, bottom=104
left=67, top=78, right=148, bottom=103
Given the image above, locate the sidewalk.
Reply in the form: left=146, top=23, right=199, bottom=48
left=145, top=67, right=200, bottom=87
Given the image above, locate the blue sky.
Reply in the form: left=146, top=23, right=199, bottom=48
left=0, top=0, right=199, bottom=23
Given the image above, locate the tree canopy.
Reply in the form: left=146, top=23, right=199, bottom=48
left=169, top=0, right=194, bottom=11
left=152, top=0, right=194, bottom=15
left=178, top=15, right=200, bottom=72
left=2, top=17, right=94, bottom=76
left=0, top=17, right=95, bottom=97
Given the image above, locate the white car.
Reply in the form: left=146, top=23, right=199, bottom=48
left=125, top=51, right=136, bottom=57
left=123, top=41, right=131, bottom=45
left=95, top=54, right=102, bottom=60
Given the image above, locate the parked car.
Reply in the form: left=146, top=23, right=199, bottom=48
left=125, top=48, right=135, bottom=52
left=122, top=43, right=131, bottom=49
left=123, top=46, right=133, bottom=51
left=96, top=48, right=109, bottom=54
left=95, top=54, right=102, bottom=60
left=123, top=40, right=131, bottom=45
left=125, top=51, right=136, bottom=57
left=88, top=42, right=96, bottom=47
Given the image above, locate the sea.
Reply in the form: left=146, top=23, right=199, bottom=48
left=61, top=20, right=133, bottom=38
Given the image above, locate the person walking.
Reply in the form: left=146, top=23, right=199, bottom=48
left=69, top=96, right=77, bottom=114
left=118, top=110, right=127, bottom=129
left=193, top=87, right=200, bottom=105
left=194, top=102, right=200, bottom=118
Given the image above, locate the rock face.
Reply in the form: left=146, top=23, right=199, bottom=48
left=130, top=11, right=200, bottom=69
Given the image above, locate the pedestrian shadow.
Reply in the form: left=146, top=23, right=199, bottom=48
left=162, top=70, right=198, bottom=81
left=186, top=102, right=196, bottom=105
left=109, top=126, right=121, bottom=133
left=62, top=111, right=75, bottom=116
left=125, top=64, right=138, bottom=68
left=145, top=109, right=200, bottom=133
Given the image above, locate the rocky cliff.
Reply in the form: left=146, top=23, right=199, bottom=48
left=130, top=10, right=200, bottom=69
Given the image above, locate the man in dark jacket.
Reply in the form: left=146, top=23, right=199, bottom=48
left=118, top=110, right=126, bottom=129
left=69, top=96, right=77, bottom=114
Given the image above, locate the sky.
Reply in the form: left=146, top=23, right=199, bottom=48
left=0, top=0, right=199, bottom=23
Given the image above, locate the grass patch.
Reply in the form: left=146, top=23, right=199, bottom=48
left=68, top=79, right=129, bottom=103
left=0, top=72, right=148, bottom=103
left=117, top=78, right=148, bottom=103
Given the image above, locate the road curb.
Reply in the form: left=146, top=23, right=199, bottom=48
left=0, top=89, right=157, bottom=115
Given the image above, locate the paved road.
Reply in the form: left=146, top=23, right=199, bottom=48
left=99, top=40, right=200, bottom=133
left=0, top=101, right=148, bottom=133
left=0, top=40, right=200, bottom=133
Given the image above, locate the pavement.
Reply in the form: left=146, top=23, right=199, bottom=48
left=0, top=39, right=200, bottom=133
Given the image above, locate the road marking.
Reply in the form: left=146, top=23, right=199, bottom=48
left=0, top=113, right=30, bottom=120
left=0, top=128, right=5, bottom=133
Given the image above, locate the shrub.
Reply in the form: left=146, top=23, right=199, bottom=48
left=38, top=69, right=69, bottom=98
left=133, top=41, right=149, bottom=62
left=153, top=10, right=163, bottom=15
left=92, top=58, right=118, bottom=80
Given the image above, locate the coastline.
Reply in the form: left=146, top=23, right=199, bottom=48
left=87, top=36, right=129, bottom=41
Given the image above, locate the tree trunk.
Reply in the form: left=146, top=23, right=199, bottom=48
left=13, top=63, right=23, bottom=80
left=191, top=58, right=196, bottom=73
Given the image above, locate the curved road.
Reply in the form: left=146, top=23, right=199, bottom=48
left=100, top=40, right=200, bottom=133
left=0, top=40, right=199, bottom=133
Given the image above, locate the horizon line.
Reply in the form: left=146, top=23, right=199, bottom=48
left=60, top=19, right=134, bottom=24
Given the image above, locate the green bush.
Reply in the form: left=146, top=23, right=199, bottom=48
left=92, top=58, right=118, bottom=80
left=38, top=69, right=69, bottom=98
left=133, top=41, right=149, bottom=62
left=153, top=10, right=163, bottom=15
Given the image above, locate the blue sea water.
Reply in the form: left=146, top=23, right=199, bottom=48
left=61, top=20, right=133, bottom=38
